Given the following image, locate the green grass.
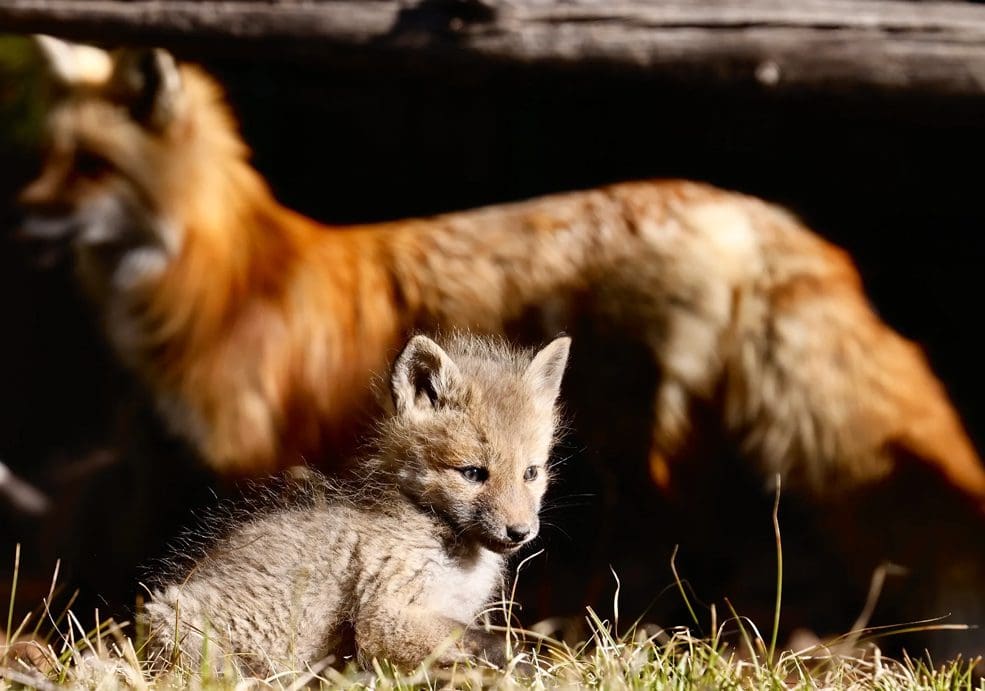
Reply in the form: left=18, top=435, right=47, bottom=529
left=1, top=483, right=981, bottom=689
left=1, top=563, right=982, bottom=688
left=0, top=33, right=48, bottom=155
left=0, top=599, right=981, bottom=690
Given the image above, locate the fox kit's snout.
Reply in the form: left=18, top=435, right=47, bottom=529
left=144, top=334, right=570, bottom=675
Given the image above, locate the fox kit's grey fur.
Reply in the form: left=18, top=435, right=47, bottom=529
left=143, top=334, right=570, bottom=676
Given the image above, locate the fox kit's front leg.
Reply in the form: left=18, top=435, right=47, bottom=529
left=354, top=606, right=509, bottom=669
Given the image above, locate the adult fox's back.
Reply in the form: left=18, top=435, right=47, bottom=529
left=18, top=38, right=985, bottom=654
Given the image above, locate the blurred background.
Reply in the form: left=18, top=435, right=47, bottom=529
left=1, top=0, right=985, bottom=651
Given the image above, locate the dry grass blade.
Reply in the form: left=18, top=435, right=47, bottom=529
left=0, top=540, right=981, bottom=689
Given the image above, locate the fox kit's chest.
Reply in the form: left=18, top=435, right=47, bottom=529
left=417, top=548, right=503, bottom=623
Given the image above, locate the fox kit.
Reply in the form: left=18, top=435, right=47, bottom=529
left=144, top=334, right=570, bottom=676
left=20, top=38, right=985, bottom=654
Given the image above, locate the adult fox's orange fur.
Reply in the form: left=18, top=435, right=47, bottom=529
left=17, top=37, right=985, bottom=651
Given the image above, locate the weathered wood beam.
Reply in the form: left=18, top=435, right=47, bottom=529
left=3, top=0, right=985, bottom=95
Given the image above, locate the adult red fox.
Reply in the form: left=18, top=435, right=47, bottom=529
left=17, top=36, right=985, bottom=654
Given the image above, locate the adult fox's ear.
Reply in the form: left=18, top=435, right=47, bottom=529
left=33, top=34, right=112, bottom=87
left=108, top=47, right=183, bottom=132
left=391, top=335, right=463, bottom=417
left=525, top=336, right=571, bottom=408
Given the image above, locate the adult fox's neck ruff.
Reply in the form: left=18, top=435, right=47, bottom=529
left=19, top=37, right=985, bottom=516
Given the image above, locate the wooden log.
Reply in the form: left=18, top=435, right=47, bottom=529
left=2, top=0, right=985, bottom=95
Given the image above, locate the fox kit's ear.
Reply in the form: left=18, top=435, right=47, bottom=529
left=391, top=336, right=463, bottom=417
left=525, top=336, right=571, bottom=408
left=108, top=47, right=182, bottom=132
left=33, top=35, right=112, bottom=87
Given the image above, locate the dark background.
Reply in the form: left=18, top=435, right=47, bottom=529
left=1, top=37, right=984, bottom=637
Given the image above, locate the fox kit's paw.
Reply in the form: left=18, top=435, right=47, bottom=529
left=462, top=627, right=512, bottom=667
left=504, top=656, right=538, bottom=679
left=461, top=628, right=539, bottom=676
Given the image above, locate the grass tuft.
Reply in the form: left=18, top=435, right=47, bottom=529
left=1, top=592, right=980, bottom=689
left=0, top=523, right=981, bottom=690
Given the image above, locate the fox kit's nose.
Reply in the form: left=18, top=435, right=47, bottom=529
left=505, top=525, right=531, bottom=544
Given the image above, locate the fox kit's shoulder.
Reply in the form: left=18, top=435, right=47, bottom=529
left=145, top=334, right=570, bottom=675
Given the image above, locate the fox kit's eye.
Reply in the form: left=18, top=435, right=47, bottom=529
left=458, top=466, right=488, bottom=483
left=523, top=465, right=540, bottom=482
